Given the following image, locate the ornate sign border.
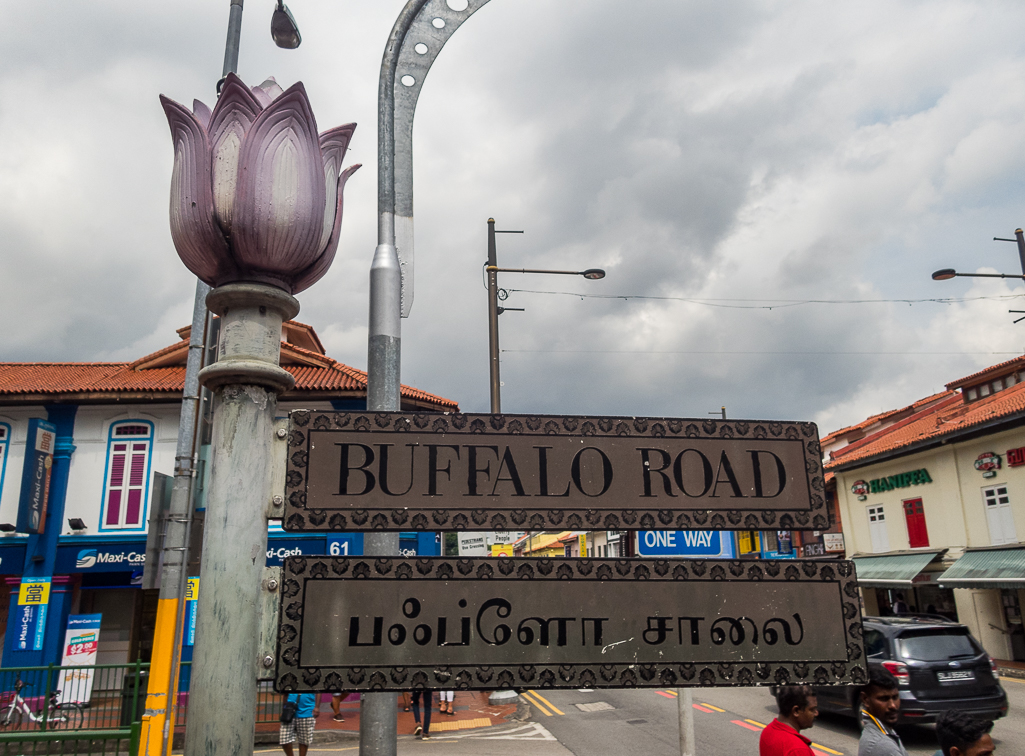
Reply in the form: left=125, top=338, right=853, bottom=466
left=275, top=556, right=866, bottom=692
left=282, top=411, right=827, bottom=532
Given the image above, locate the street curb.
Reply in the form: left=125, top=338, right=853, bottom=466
left=998, top=666, right=1025, bottom=680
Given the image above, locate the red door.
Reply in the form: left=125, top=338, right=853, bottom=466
left=903, top=498, right=930, bottom=548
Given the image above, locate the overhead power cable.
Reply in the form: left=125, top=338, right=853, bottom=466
left=502, top=349, right=1023, bottom=356
left=504, top=288, right=1024, bottom=310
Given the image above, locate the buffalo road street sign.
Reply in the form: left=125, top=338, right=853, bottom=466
left=275, top=556, right=866, bottom=692
left=283, top=412, right=827, bottom=532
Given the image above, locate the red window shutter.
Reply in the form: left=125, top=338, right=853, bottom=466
left=904, top=499, right=929, bottom=548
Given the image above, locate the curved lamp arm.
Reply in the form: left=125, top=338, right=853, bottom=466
left=379, top=0, right=494, bottom=317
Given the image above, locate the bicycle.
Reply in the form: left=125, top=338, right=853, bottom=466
left=0, top=676, right=84, bottom=730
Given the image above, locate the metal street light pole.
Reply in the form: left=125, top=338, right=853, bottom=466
left=932, top=228, right=1025, bottom=281
left=932, top=229, right=1025, bottom=323
left=156, top=6, right=302, bottom=756
left=485, top=218, right=605, bottom=413
left=365, top=4, right=495, bottom=755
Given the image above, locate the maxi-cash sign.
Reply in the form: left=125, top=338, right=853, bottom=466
left=275, top=556, right=866, bottom=691
left=283, top=412, right=827, bottom=532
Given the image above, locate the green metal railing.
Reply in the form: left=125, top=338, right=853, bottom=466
left=0, top=726, right=140, bottom=756
left=0, top=661, right=290, bottom=753
left=0, top=662, right=146, bottom=756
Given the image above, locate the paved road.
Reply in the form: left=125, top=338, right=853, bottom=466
left=280, top=676, right=1023, bottom=756
left=527, top=679, right=1023, bottom=756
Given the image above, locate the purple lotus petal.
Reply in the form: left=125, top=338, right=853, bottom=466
left=162, top=75, right=356, bottom=295
left=317, top=123, right=356, bottom=253
left=251, top=86, right=273, bottom=109
left=207, top=73, right=262, bottom=234
left=253, top=76, right=285, bottom=106
left=159, top=95, right=234, bottom=286
left=193, top=99, right=212, bottom=130
left=293, top=163, right=360, bottom=294
left=233, top=81, right=327, bottom=289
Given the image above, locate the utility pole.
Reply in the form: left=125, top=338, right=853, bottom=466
left=487, top=219, right=501, bottom=413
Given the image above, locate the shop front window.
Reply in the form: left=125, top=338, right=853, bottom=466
left=1002, top=589, right=1025, bottom=661
left=101, top=422, right=153, bottom=531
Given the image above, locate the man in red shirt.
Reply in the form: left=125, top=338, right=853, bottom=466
left=759, top=685, right=819, bottom=756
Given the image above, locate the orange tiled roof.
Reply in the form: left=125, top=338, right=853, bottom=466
left=0, top=333, right=457, bottom=411
left=826, top=382, right=1025, bottom=469
left=946, top=354, right=1025, bottom=390
left=819, top=390, right=952, bottom=447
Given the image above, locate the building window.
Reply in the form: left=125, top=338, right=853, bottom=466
left=101, top=421, right=153, bottom=530
left=903, top=498, right=930, bottom=548
left=868, top=505, right=889, bottom=553
left=0, top=424, right=9, bottom=500
left=983, top=484, right=1018, bottom=546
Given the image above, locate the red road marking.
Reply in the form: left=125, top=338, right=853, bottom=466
left=731, top=720, right=764, bottom=733
left=693, top=704, right=714, bottom=713
left=655, top=691, right=676, bottom=699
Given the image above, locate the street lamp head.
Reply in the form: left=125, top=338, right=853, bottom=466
left=271, top=2, right=302, bottom=49
left=932, top=268, right=957, bottom=281
left=581, top=268, right=606, bottom=280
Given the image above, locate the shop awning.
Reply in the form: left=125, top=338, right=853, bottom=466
left=851, top=551, right=943, bottom=587
left=938, top=548, right=1025, bottom=590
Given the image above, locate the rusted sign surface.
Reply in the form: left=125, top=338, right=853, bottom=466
left=283, top=412, right=826, bottom=532
left=275, top=556, right=865, bottom=691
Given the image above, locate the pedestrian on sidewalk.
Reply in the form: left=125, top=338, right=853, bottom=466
left=935, top=710, right=995, bottom=756
left=759, top=685, right=819, bottom=756
left=439, top=690, right=454, bottom=715
left=858, top=668, right=908, bottom=756
left=330, top=692, right=349, bottom=722
left=410, top=690, right=432, bottom=740
left=280, top=692, right=318, bottom=756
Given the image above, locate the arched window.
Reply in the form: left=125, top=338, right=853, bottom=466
left=101, top=421, right=153, bottom=530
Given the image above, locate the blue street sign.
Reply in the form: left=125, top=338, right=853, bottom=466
left=637, top=530, right=735, bottom=558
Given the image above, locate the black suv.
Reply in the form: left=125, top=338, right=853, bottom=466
left=813, top=616, right=1008, bottom=724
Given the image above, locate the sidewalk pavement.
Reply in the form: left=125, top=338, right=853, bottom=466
left=255, top=722, right=574, bottom=756
left=255, top=691, right=520, bottom=745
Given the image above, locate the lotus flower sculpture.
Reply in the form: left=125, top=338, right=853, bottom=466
left=160, top=73, right=359, bottom=294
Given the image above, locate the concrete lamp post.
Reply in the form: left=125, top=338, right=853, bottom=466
left=159, top=73, right=359, bottom=756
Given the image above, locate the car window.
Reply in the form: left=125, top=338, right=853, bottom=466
left=896, top=630, right=982, bottom=661
left=864, top=629, right=887, bottom=657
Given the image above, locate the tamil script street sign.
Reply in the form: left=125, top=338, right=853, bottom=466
left=275, top=556, right=865, bottom=692
left=283, top=412, right=827, bottom=532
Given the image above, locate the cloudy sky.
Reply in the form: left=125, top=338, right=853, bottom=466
left=3, top=0, right=1025, bottom=435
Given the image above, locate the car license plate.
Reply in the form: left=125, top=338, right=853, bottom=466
left=937, top=670, right=975, bottom=682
